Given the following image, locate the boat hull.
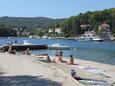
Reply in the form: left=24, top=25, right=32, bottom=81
left=76, top=39, right=103, bottom=42
left=48, top=46, right=70, bottom=50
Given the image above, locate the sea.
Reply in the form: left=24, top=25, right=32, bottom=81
left=0, top=37, right=115, bottom=65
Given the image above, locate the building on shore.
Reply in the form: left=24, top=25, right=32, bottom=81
left=98, top=23, right=112, bottom=40
left=55, top=27, right=62, bottom=34
left=48, top=27, right=62, bottom=34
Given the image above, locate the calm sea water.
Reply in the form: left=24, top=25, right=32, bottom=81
left=0, top=37, right=115, bottom=65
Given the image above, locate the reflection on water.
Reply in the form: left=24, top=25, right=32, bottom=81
left=0, top=37, right=115, bottom=65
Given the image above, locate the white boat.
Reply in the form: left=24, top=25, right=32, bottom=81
left=23, top=40, right=32, bottom=45
left=42, top=35, right=48, bottom=39
left=29, top=35, right=40, bottom=39
left=75, top=31, right=103, bottom=42
left=48, top=43, right=70, bottom=50
left=29, top=35, right=33, bottom=39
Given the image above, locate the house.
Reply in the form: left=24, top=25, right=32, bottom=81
left=48, top=27, right=62, bottom=34
left=48, top=29, right=53, bottom=33
left=98, top=23, right=111, bottom=40
left=55, top=27, right=62, bottom=34
left=22, top=31, right=30, bottom=36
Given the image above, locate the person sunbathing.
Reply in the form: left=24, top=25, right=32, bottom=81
left=66, top=55, right=75, bottom=65
left=46, top=55, right=51, bottom=63
left=0, top=47, right=5, bottom=52
left=8, top=45, right=16, bottom=54
left=54, top=56, right=63, bottom=63
left=24, top=48, right=31, bottom=55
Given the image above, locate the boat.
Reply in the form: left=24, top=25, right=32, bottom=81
left=23, top=40, right=32, bottom=45
left=48, top=43, right=70, bottom=50
left=29, top=35, right=33, bottom=39
left=75, top=31, right=103, bottom=42
left=29, top=35, right=40, bottom=39
left=42, top=35, right=48, bottom=39
left=11, top=40, right=32, bottom=45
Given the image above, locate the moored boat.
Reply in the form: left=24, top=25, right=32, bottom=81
left=48, top=43, right=70, bottom=50
left=75, top=31, right=103, bottom=42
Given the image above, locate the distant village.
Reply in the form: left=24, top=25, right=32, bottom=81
left=13, top=27, right=62, bottom=37
left=12, top=22, right=114, bottom=41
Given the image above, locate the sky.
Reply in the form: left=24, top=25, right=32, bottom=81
left=0, top=0, right=114, bottom=18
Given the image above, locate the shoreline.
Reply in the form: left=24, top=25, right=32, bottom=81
left=34, top=54, right=115, bottom=85
left=51, top=55, right=115, bottom=83
left=0, top=53, right=115, bottom=86
left=65, top=57, right=115, bottom=82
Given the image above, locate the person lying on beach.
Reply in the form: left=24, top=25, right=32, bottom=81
left=8, top=45, right=16, bottom=54
left=66, top=55, right=75, bottom=65
left=0, top=47, right=5, bottom=52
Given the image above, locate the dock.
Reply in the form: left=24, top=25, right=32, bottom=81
left=0, top=44, right=47, bottom=51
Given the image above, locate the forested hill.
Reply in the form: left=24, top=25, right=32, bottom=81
left=0, top=17, right=65, bottom=28
left=61, top=8, right=115, bottom=37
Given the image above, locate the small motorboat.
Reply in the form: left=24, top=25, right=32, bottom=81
left=23, top=40, right=32, bottom=45
left=48, top=43, right=70, bottom=50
